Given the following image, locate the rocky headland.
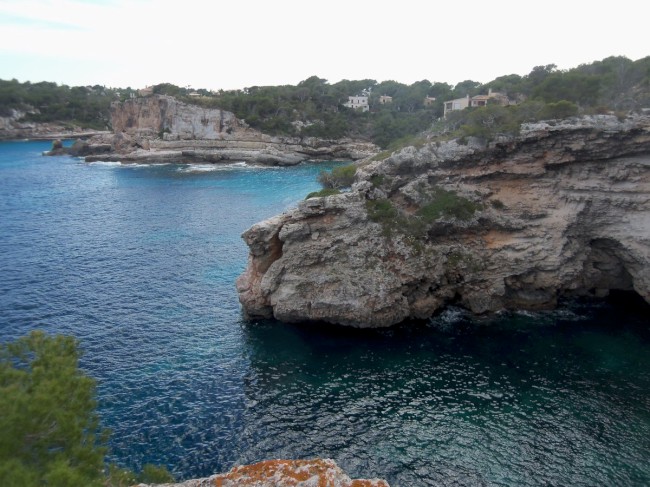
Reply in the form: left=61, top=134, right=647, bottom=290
left=0, top=108, right=109, bottom=140
left=237, top=114, right=650, bottom=327
left=45, top=95, right=377, bottom=165
left=137, top=459, right=389, bottom=487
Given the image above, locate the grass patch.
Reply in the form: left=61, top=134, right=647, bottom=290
left=305, top=188, right=341, bottom=199
left=370, top=150, right=392, bottom=161
left=387, top=134, right=427, bottom=151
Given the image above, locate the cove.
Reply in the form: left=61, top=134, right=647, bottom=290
left=0, top=141, right=648, bottom=486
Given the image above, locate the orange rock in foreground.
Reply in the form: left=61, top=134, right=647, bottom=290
left=137, top=458, right=389, bottom=487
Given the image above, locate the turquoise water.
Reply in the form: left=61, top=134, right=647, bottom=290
left=0, top=140, right=648, bottom=486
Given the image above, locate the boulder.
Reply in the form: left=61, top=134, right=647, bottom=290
left=136, top=458, right=389, bottom=487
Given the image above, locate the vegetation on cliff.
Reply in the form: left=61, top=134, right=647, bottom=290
left=152, top=56, right=650, bottom=146
left=318, top=164, right=357, bottom=189
left=0, top=331, right=174, bottom=486
left=1, top=55, right=648, bottom=144
left=0, top=80, right=135, bottom=130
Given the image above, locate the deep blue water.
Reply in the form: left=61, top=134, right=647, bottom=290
left=1, top=140, right=649, bottom=486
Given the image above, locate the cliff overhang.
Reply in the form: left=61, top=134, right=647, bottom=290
left=236, top=114, right=650, bottom=327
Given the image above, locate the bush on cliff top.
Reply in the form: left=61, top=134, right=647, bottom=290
left=417, top=188, right=480, bottom=222
left=366, top=188, right=480, bottom=241
left=318, top=164, right=357, bottom=189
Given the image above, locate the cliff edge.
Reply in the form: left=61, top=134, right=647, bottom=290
left=237, top=115, right=650, bottom=327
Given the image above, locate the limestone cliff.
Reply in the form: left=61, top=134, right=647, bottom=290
left=237, top=115, right=650, bottom=327
left=65, top=95, right=377, bottom=166
left=137, top=459, right=389, bottom=486
left=111, top=95, right=243, bottom=140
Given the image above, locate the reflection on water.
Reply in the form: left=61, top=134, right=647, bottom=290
left=238, top=296, right=650, bottom=486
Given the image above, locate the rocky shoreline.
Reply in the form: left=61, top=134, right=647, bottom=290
left=41, top=95, right=378, bottom=166
left=237, top=114, right=650, bottom=327
left=69, top=134, right=377, bottom=166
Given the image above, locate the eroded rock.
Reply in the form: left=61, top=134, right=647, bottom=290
left=136, top=458, right=389, bottom=487
left=70, top=95, right=378, bottom=165
left=237, top=115, right=650, bottom=327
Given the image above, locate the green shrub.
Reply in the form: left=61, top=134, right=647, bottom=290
left=370, top=150, right=392, bottom=161
left=490, top=199, right=505, bottom=209
left=459, top=105, right=521, bottom=140
left=366, top=199, right=398, bottom=223
left=365, top=199, right=402, bottom=237
left=0, top=331, right=174, bottom=487
left=387, top=134, right=427, bottom=151
left=539, top=100, right=578, bottom=120
left=417, top=188, right=479, bottom=221
left=370, top=174, right=386, bottom=188
left=318, top=164, right=357, bottom=189
left=305, top=188, right=341, bottom=199
left=0, top=331, right=107, bottom=486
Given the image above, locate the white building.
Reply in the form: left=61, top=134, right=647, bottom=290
left=443, top=95, right=471, bottom=116
left=443, top=89, right=511, bottom=117
left=344, top=96, right=369, bottom=112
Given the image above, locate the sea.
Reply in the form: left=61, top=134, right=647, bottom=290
left=0, top=140, right=649, bottom=486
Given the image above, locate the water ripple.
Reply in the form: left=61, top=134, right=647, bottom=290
left=1, top=142, right=649, bottom=486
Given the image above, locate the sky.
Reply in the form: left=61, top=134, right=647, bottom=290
left=0, top=0, right=648, bottom=91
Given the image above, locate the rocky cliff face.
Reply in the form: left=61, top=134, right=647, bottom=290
left=111, top=95, right=243, bottom=140
left=237, top=115, right=650, bottom=327
left=68, top=95, right=377, bottom=166
left=137, top=459, right=389, bottom=487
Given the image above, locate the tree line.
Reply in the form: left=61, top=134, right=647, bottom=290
left=0, top=80, right=139, bottom=130
left=1, top=55, right=648, bottom=146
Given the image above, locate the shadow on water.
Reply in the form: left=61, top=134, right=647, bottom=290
left=237, top=294, right=650, bottom=486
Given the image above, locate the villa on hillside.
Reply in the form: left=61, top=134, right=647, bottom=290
left=379, top=95, right=393, bottom=104
left=344, top=96, right=369, bottom=112
left=443, top=89, right=511, bottom=117
left=423, top=96, right=436, bottom=106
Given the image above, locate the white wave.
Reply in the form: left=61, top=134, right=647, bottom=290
left=124, top=162, right=171, bottom=168
left=178, top=164, right=220, bottom=173
left=428, top=306, right=467, bottom=331
left=513, top=309, right=540, bottom=318
left=177, top=162, right=269, bottom=173
left=87, top=160, right=122, bottom=167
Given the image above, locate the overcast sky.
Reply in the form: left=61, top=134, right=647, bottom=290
left=0, top=0, right=647, bottom=91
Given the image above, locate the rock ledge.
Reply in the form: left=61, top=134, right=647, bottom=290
left=137, top=458, right=389, bottom=487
